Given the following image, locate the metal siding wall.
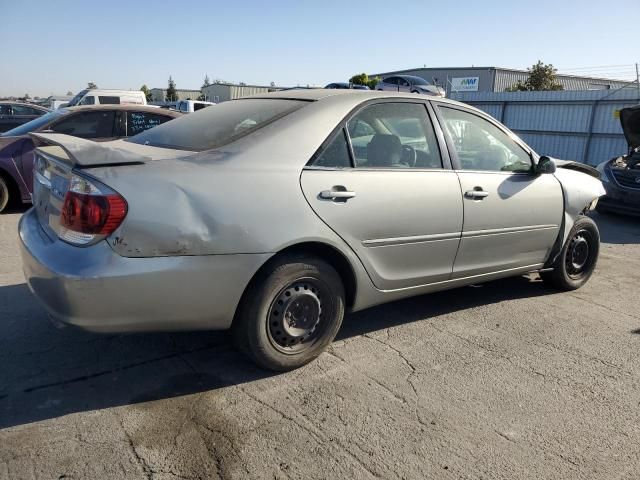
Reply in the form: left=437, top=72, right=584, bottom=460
left=592, top=103, right=626, bottom=134
left=518, top=132, right=586, bottom=161
left=493, top=71, right=529, bottom=92
left=202, top=85, right=231, bottom=102
left=587, top=137, right=629, bottom=164
left=453, top=89, right=639, bottom=165
left=503, top=104, right=592, bottom=132
left=229, top=86, right=271, bottom=99
left=494, top=70, right=632, bottom=92
left=469, top=103, right=503, bottom=120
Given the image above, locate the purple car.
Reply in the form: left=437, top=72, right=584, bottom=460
left=0, top=105, right=181, bottom=212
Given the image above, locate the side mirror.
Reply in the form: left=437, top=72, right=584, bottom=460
left=536, top=156, right=556, bottom=174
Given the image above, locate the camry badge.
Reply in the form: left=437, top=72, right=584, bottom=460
left=636, top=177, right=640, bottom=184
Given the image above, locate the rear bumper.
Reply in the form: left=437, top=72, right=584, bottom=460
left=19, top=208, right=271, bottom=332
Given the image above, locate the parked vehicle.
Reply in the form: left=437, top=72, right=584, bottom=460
left=596, top=105, right=640, bottom=216
left=0, top=105, right=180, bottom=212
left=325, top=83, right=369, bottom=90
left=0, top=102, right=50, bottom=133
left=20, top=90, right=604, bottom=371
left=66, top=89, right=147, bottom=107
left=175, top=99, right=216, bottom=113
left=377, top=75, right=445, bottom=97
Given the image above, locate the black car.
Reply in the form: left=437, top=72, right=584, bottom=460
left=0, top=102, right=50, bottom=133
left=597, top=105, right=640, bottom=216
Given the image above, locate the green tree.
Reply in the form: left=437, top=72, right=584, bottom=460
left=349, top=73, right=380, bottom=90
left=140, top=84, right=153, bottom=102
left=507, top=61, right=564, bottom=91
left=87, top=82, right=97, bottom=89
left=166, top=76, right=178, bottom=102
left=66, top=91, right=73, bottom=96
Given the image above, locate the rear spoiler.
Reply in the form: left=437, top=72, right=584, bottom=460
left=553, top=159, right=600, bottom=180
left=29, top=132, right=146, bottom=168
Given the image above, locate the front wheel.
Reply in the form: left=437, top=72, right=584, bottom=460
left=540, top=216, right=600, bottom=290
left=233, top=254, right=345, bottom=371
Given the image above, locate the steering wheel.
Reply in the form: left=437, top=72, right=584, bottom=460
left=401, top=145, right=417, bottom=167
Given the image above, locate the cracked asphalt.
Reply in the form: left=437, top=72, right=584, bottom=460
left=1, top=207, right=639, bottom=479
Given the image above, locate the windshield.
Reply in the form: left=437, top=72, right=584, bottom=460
left=127, top=99, right=306, bottom=151
left=67, top=89, right=89, bottom=107
left=405, top=76, right=430, bottom=86
left=1, top=109, right=67, bottom=137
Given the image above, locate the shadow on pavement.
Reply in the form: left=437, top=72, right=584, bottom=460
left=591, top=211, right=640, bottom=245
left=2, top=203, right=30, bottom=215
left=1, top=274, right=554, bottom=429
left=0, top=213, right=635, bottom=429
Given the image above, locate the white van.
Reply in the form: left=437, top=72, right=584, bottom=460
left=67, top=89, right=147, bottom=107
left=175, top=99, right=216, bottom=113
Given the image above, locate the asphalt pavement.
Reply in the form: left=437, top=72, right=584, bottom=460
left=1, top=206, right=639, bottom=479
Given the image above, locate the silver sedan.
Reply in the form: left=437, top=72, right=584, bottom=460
left=20, top=90, right=605, bottom=371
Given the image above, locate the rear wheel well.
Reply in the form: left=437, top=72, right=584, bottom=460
left=235, top=242, right=357, bottom=323
left=0, top=167, right=21, bottom=208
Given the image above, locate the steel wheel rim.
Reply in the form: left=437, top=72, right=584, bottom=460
left=0, top=182, right=7, bottom=208
left=266, top=278, right=331, bottom=355
left=565, top=229, right=595, bottom=279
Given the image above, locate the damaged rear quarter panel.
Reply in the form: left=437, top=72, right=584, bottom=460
left=88, top=122, right=355, bottom=258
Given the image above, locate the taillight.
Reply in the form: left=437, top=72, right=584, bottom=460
left=59, top=174, right=127, bottom=245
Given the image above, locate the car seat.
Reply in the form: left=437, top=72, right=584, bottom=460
left=367, top=134, right=403, bottom=167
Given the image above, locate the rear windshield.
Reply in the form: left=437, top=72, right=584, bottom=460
left=126, top=99, right=306, bottom=151
left=1, top=109, right=67, bottom=137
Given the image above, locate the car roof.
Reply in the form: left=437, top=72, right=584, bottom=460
left=63, top=104, right=182, bottom=117
left=0, top=101, right=50, bottom=111
left=247, top=88, right=473, bottom=110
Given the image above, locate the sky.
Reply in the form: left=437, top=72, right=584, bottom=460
left=1, top=0, right=638, bottom=97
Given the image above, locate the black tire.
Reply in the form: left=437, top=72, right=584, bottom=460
left=0, top=175, right=10, bottom=213
left=540, top=216, right=600, bottom=290
left=233, top=254, right=345, bottom=371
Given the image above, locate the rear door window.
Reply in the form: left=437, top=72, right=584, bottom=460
left=347, top=102, right=442, bottom=169
left=126, top=111, right=173, bottom=136
left=98, top=96, right=120, bottom=105
left=52, top=111, right=116, bottom=138
left=309, top=130, right=352, bottom=168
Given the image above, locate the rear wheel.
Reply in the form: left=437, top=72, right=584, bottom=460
left=233, top=254, right=345, bottom=371
left=540, top=216, right=599, bottom=290
left=0, top=176, right=10, bottom=213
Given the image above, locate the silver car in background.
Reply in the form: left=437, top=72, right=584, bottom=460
left=20, top=90, right=604, bottom=371
left=376, top=75, right=446, bottom=97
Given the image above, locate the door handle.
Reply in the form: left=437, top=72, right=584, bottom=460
left=319, top=187, right=356, bottom=202
left=464, top=189, right=489, bottom=200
